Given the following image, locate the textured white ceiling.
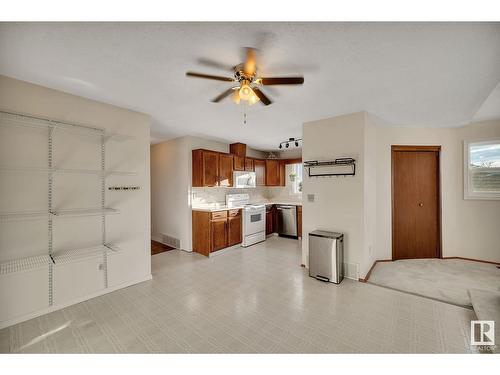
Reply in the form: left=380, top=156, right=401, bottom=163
left=473, top=81, right=500, bottom=122
left=0, top=22, right=499, bottom=150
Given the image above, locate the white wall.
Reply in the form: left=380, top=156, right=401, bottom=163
left=454, top=120, right=500, bottom=262
left=151, top=135, right=269, bottom=253
left=302, top=111, right=500, bottom=279
left=375, top=119, right=500, bottom=263
left=150, top=137, right=191, bottom=249
left=363, top=115, right=378, bottom=275
left=302, top=112, right=368, bottom=279
left=0, top=75, right=151, bottom=327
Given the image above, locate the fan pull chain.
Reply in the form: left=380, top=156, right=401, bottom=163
left=243, top=102, right=247, bottom=125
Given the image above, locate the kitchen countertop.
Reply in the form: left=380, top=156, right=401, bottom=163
left=192, top=201, right=302, bottom=212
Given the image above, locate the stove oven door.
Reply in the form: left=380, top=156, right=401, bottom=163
left=244, top=208, right=265, bottom=235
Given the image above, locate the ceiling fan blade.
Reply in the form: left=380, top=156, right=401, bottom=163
left=252, top=87, right=272, bottom=106
left=197, top=58, right=234, bottom=72
left=243, top=47, right=257, bottom=76
left=260, top=77, right=304, bottom=85
left=186, top=71, right=234, bottom=82
left=211, top=87, right=237, bottom=103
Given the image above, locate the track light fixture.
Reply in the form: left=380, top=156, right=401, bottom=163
left=279, top=137, right=302, bottom=149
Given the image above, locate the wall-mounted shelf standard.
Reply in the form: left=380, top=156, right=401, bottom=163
left=303, top=158, right=356, bottom=177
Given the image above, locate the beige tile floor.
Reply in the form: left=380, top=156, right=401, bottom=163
left=0, top=236, right=480, bottom=353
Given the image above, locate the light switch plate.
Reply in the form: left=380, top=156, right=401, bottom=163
left=307, top=194, right=315, bottom=202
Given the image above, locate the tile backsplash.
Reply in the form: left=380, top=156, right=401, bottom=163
left=191, top=186, right=302, bottom=206
left=191, top=187, right=270, bottom=205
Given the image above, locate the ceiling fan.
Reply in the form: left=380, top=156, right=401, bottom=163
left=186, top=48, right=304, bottom=106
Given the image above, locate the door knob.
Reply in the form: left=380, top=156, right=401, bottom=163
left=418, top=202, right=424, bottom=207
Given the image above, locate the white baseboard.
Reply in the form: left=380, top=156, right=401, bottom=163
left=151, top=233, right=163, bottom=243
left=0, top=274, right=153, bottom=330
left=208, top=244, right=241, bottom=257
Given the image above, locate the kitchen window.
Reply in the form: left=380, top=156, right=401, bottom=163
left=287, top=163, right=303, bottom=195
left=464, top=139, right=500, bottom=200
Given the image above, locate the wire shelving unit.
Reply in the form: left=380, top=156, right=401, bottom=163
left=0, top=255, right=53, bottom=276
left=0, top=110, right=135, bottom=305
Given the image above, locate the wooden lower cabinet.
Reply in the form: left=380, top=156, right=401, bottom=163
left=211, top=218, right=228, bottom=252
left=266, top=209, right=274, bottom=235
left=192, top=209, right=241, bottom=256
left=228, top=210, right=242, bottom=246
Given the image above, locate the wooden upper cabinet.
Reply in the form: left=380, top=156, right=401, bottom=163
left=230, top=143, right=246, bottom=157
left=279, top=160, right=286, bottom=186
left=218, top=153, right=233, bottom=187
left=192, top=149, right=219, bottom=187
left=254, top=159, right=266, bottom=186
left=233, top=155, right=245, bottom=171
left=244, top=158, right=254, bottom=171
left=265, top=159, right=280, bottom=186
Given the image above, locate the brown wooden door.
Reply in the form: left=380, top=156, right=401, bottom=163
left=266, top=159, right=280, bottom=186
left=254, top=159, right=266, bottom=186
left=244, top=158, right=254, bottom=171
left=392, top=146, right=441, bottom=260
left=211, top=218, right=228, bottom=252
left=233, top=155, right=244, bottom=171
left=228, top=213, right=242, bottom=246
left=218, top=153, right=233, bottom=187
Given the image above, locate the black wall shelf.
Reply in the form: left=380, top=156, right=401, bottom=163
left=303, top=158, right=356, bottom=177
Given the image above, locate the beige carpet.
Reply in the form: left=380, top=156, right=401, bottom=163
left=469, top=289, right=500, bottom=353
left=368, top=259, right=500, bottom=307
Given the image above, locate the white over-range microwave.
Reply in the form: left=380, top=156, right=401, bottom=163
left=233, top=171, right=256, bottom=188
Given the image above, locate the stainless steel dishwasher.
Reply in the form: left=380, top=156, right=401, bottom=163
left=276, top=205, right=297, bottom=237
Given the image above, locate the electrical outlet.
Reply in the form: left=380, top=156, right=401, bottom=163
left=307, top=194, right=315, bottom=202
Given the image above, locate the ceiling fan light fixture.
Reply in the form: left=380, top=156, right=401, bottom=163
left=248, top=91, right=260, bottom=105
left=232, top=91, right=241, bottom=104
left=239, top=81, right=253, bottom=101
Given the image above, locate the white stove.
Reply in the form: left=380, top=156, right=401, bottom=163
left=226, top=194, right=266, bottom=247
